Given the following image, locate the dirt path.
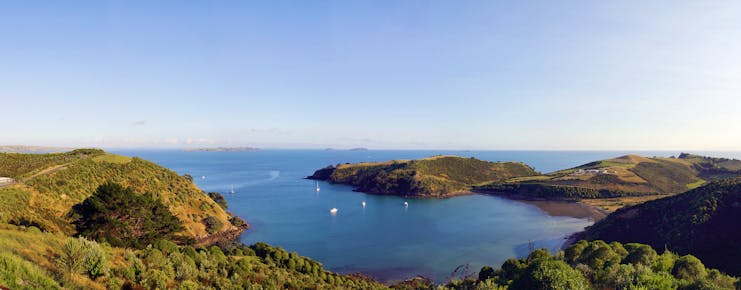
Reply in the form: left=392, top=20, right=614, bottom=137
left=0, top=163, right=70, bottom=190
left=21, top=164, right=69, bottom=182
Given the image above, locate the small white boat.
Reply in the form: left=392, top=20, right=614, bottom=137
left=315, top=181, right=321, bottom=192
left=201, top=175, right=206, bottom=180
left=361, top=201, right=366, bottom=208
left=229, top=185, right=235, bottom=194
left=329, top=208, right=338, bottom=214
left=403, top=201, right=409, bottom=207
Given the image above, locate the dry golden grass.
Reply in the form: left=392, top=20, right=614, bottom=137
left=580, top=195, right=671, bottom=213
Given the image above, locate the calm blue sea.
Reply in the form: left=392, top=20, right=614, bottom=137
left=109, top=149, right=740, bottom=282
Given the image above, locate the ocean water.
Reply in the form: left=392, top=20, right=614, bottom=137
left=110, top=149, right=731, bottom=282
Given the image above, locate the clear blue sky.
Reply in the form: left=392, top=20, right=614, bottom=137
left=2, top=1, right=740, bottom=150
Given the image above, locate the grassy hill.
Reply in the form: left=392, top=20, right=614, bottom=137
left=475, top=153, right=741, bottom=200
left=0, top=149, right=233, bottom=239
left=308, top=156, right=538, bottom=197
left=574, top=177, right=741, bottom=276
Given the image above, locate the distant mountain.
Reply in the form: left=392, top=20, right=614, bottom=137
left=349, top=147, right=369, bottom=151
left=183, top=146, right=259, bottom=152
left=574, top=177, right=741, bottom=276
left=0, top=145, right=73, bottom=153
left=475, top=153, right=741, bottom=200
left=308, top=155, right=538, bottom=197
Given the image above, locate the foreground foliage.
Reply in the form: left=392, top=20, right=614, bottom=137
left=464, top=240, right=738, bottom=290
left=577, top=177, right=741, bottom=276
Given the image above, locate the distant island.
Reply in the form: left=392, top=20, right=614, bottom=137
left=307, top=155, right=538, bottom=198
left=183, top=146, right=259, bottom=152
left=324, top=147, right=370, bottom=151
left=0, top=145, right=73, bottom=153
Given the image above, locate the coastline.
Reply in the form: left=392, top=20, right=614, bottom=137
left=194, top=224, right=250, bottom=247
left=473, top=191, right=610, bottom=221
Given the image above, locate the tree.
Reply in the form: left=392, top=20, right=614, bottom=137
left=673, top=255, right=707, bottom=281
left=623, top=243, right=658, bottom=266
left=478, top=265, right=496, bottom=281
left=207, top=192, right=228, bottom=210
left=203, top=216, right=224, bottom=234
left=509, top=259, right=589, bottom=290
left=73, top=183, right=185, bottom=248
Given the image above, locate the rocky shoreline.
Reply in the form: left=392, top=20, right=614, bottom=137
left=194, top=224, right=250, bottom=247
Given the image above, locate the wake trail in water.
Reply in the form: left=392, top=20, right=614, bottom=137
left=268, top=170, right=280, bottom=180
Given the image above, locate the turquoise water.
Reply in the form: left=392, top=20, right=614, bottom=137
left=111, top=149, right=710, bottom=282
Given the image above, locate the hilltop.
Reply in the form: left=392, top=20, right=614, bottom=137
left=475, top=153, right=741, bottom=201
left=307, top=155, right=538, bottom=197
left=0, top=149, right=236, bottom=240
left=573, top=177, right=741, bottom=276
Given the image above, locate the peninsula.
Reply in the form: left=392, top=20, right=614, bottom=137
left=307, top=155, right=538, bottom=197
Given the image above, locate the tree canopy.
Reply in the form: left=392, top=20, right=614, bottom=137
left=73, top=182, right=185, bottom=248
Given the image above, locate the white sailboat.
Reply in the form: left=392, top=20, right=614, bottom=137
left=329, top=208, right=338, bottom=214
left=403, top=201, right=409, bottom=207
left=315, top=181, right=321, bottom=192
left=229, top=185, right=235, bottom=194
left=361, top=201, right=366, bottom=208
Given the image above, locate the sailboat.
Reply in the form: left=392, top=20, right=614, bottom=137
left=329, top=208, right=338, bottom=214
left=403, top=201, right=409, bottom=207
left=361, top=201, right=366, bottom=208
left=229, top=185, right=235, bottom=194
left=315, top=181, right=320, bottom=192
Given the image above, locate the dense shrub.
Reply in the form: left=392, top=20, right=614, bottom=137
left=475, top=240, right=737, bottom=290
left=73, top=183, right=185, bottom=248
left=203, top=216, right=224, bottom=234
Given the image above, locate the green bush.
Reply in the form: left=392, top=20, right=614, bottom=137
left=56, top=237, right=109, bottom=279
left=207, top=192, right=228, bottom=210
left=203, top=216, right=224, bottom=234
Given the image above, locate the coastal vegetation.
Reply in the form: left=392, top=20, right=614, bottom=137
left=0, top=149, right=234, bottom=238
left=468, top=240, right=738, bottom=290
left=575, top=177, right=741, bottom=276
left=308, top=156, right=538, bottom=197
left=0, top=224, right=387, bottom=289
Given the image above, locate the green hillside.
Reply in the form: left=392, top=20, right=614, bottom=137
left=575, top=178, right=741, bottom=276
left=308, top=156, right=538, bottom=197
left=0, top=149, right=234, bottom=239
left=475, top=153, right=741, bottom=200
